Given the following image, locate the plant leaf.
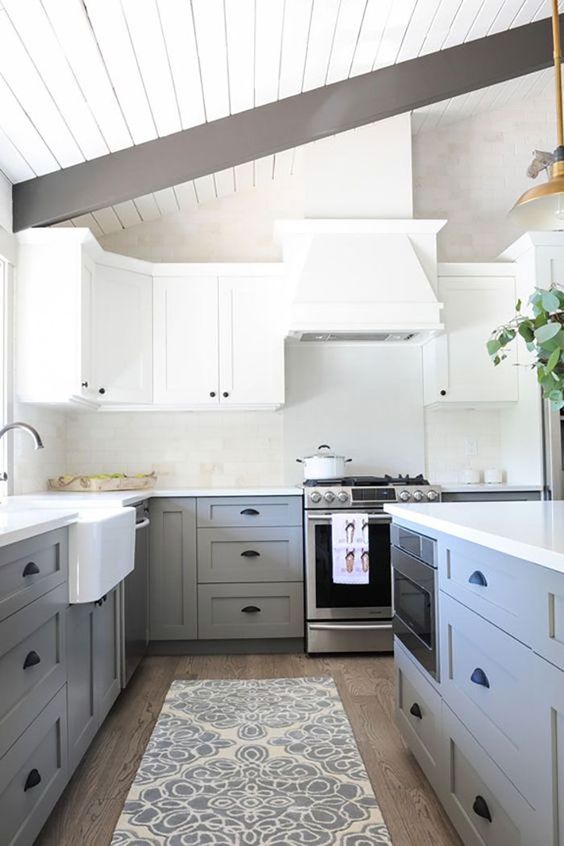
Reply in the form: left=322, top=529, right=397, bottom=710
left=486, top=339, right=501, bottom=356
left=535, top=322, right=561, bottom=343
left=547, top=347, right=561, bottom=373
left=515, top=298, right=522, bottom=312
left=542, top=290, right=561, bottom=312
left=518, top=322, right=535, bottom=342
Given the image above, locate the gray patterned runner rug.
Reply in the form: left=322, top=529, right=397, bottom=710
left=112, top=676, right=392, bottom=846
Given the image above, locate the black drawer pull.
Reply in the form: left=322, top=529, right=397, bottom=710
left=241, top=605, right=261, bottom=613
left=472, top=795, right=492, bottom=822
left=240, top=508, right=259, bottom=516
left=23, top=650, right=41, bottom=669
left=24, top=769, right=42, bottom=791
left=22, top=561, right=40, bottom=577
left=470, top=668, right=490, bottom=688
left=240, top=550, right=260, bottom=558
left=469, top=570, right=488, bottom=587
left=409, top=702, right=422, bottom=719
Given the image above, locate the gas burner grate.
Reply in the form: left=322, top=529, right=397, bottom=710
left=303, top=474, right=430, bottom=488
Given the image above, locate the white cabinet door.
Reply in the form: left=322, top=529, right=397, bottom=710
left=218, top=277, right=284, bottom=407
left=153, top=276, right=219, bottom=406
left=424, top=275, right=519, bottom=405
left=91, top=265, right=153, bottom=404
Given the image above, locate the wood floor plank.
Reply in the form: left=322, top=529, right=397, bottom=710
left=35, top=652, right=462, bottom=846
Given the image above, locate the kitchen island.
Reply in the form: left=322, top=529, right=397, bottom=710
left=386, top=501, right=564, bottom=846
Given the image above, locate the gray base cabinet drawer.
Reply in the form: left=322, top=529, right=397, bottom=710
left=0, top=529, right=68, bottom=623
left=0, top=686, right=68, bottom=846
left=0, top=584, right=67, bottom=759
left=440, top=703, right=540, bottom=846
left=198, top=583, right=304, bottom=639
left=197, top=527, right=303, bottom=583
left=395, top=638, right=442, bottom=793
left=440, top=592, right=540, bottom=808
left=197, top=497, right=302, bottom=528
left=439, top=537, right=531, bottom=645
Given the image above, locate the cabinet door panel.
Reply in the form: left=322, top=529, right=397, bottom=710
left=532, top=653, right=564, bottom=845
left=149, top=499, right=197, bottom=640
left=93, top=587, right=120, bottom=724
left=426, top=275, right=518, bottom=405
left=92, top=265, right=153, bottom=403
left=153, top=276, right=219, bottom=405
left=218, top=277, right=284, bottom=406
left=67, top=602, right=96, bottom=775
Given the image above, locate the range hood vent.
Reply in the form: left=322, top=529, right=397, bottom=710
left=277, top=220, right=446, bottom=344
left=299, top=331, right=419, bottom=343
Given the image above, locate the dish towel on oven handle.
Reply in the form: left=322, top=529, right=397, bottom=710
left=331, top=513, right=369, bottom=585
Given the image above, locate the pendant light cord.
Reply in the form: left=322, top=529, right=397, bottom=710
left=552, top=0, right=564, bottom=148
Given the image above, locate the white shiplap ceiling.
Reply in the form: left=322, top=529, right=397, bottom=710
left=0, top=0, right=559, bottom=234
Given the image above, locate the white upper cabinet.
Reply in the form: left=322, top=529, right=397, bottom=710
left=423, top=267, right=519, bottom=406
left=153, top=275, right=220, bottom=407
left=91, top=264, right=152, bottom=404
left=16, top=230, right=100, bottom=408
left=153, top=270, right=285, bottom=409
left=218, top=276, right=284, bottom=407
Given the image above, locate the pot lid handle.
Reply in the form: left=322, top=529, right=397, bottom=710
left=317, top=444, right=331, bottom=450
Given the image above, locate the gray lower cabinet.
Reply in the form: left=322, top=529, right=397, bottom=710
left=0, top=685, right=68, bottom=846
left=0, top=528, right=68, bottom=623
left=198, top=583, right=304, bottom=639
left=67, top=586, right=121, bottom=775
left=149, top=498, right=197, bottom=640
left=197, top=527, right=303, bottom=583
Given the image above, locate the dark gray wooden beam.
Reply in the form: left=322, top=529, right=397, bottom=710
left=12, top=16, right=561, bottom=231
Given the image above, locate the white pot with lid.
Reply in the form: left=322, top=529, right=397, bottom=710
left=296, top=445, right=352, bottom=480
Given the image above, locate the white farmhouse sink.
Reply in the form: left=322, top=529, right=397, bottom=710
left=69, top=507, right=135, bottom=603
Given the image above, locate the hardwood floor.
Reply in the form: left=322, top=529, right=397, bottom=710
left=36, top=653, right=462, bottom=846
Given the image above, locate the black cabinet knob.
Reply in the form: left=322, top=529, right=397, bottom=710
left=470, top=667, right=490, bottom=688
left=81, top=381, right=89, bottom=388
left=22, top=561, right=40, bottom=577
left=210, top=391, right=216, bottom=397
left=240, top=550, right=260, bottom=558
left=469, top=570, right=488, bottom=587
left=472, top=795, right=492, bottom=822
left=409, top=702, right=422, bottom=719
left=222, top=391, right=229, bottom=398
left=23, top=650, right=41, bottom=670
left=440, top=389, right=447, bottom=396
left=24, top=769, right=42, bottom=791
left=240, top=508, right=260, bottom=516
left=98, top=388, right=106, bottom=395
left=241, top=605, right=261, bottom=613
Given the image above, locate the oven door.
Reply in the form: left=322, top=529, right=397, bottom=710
left=392, top=546, right=438, bottom=680
left=305, top=511, right=392, bottom=621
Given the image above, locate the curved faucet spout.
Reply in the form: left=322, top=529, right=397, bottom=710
left=0, top=422, right=44, bottom=450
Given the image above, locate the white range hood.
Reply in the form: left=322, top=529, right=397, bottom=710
left=277, top=219, right=446, bottom=343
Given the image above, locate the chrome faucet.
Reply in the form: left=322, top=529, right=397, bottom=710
left=0, top=422, right=44, bottom=482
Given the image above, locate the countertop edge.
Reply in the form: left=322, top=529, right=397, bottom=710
left=386, top=503, right=564, bottom=574
left=0, top=510, right=78, bottom=548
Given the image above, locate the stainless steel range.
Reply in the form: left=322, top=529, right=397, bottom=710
left=304, top=475, right=441, bottom=654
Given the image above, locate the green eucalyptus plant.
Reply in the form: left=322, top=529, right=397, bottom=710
left=487, top=285, right=564, bottom=410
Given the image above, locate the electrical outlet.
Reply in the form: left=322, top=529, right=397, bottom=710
left=465, top=438, right=478, bottom=457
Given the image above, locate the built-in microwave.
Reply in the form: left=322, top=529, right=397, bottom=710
left=391, top=524, right=439, bottom=681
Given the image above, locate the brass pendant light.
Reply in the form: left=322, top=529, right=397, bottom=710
left=510, top=0, right=564, bottom=229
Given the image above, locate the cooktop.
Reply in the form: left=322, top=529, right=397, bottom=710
left=303, top=474, right=429, bottom=488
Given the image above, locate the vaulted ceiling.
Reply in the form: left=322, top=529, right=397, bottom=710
left=0, top=0, right=560, bottom=232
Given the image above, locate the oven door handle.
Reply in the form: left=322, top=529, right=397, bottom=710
left=309, top=622, right=393, bottom=631
left=306, top=513, right=391, bottom=523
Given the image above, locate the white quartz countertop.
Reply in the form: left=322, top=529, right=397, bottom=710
left=386, top=501, right=564, bottom=574
left=440, top=484, right=543, bottom=493
left=13, top=487, right=303, bottom=508
left=0, top=507, right=78, bottom=548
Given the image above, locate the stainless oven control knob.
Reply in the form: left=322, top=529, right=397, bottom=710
left=413, top=490, right=424, bottom=502
left=427, top=490, right=439, bottom=501
left=324, top=491, right=336, bottom=503
left=309, top=491, right=322, bottom=503
left=398, top=490, right=411, bottom=501
left=337, top=491, right=349, bottom=503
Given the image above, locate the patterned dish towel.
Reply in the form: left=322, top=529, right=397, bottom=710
left=332, top=513, right=369, bottom=585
